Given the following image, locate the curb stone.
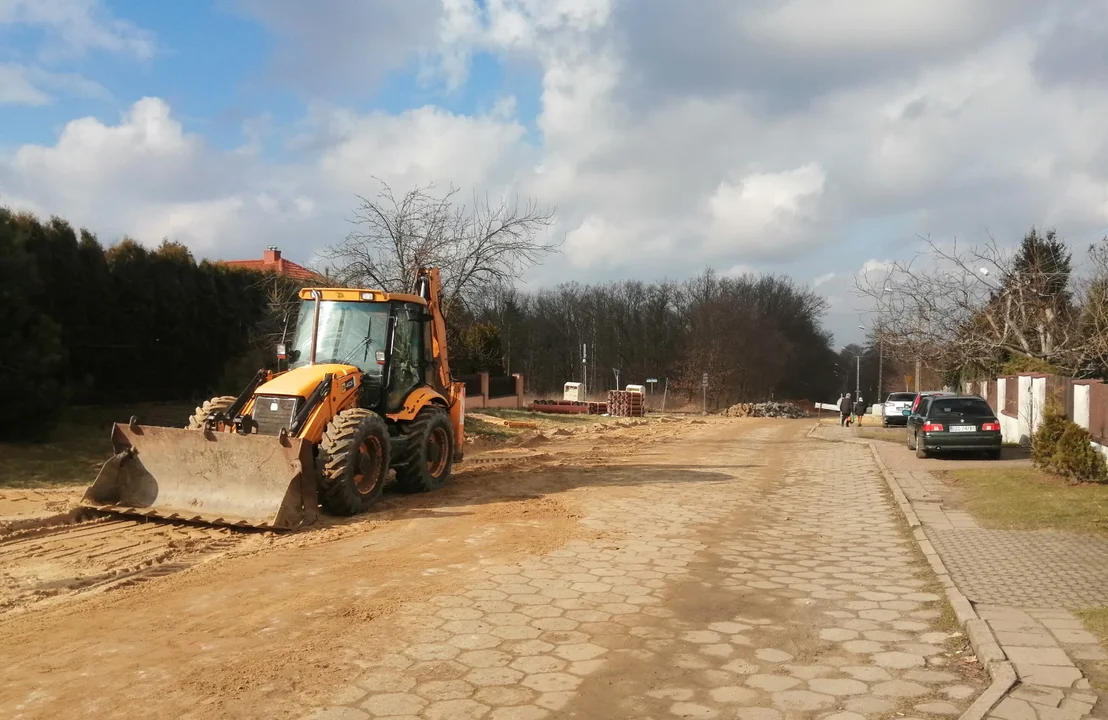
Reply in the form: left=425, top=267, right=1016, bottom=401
left=807, top=422, right=1018, bottom=720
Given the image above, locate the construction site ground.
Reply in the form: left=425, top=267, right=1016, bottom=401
left=0, top=412, right=990, bottom=720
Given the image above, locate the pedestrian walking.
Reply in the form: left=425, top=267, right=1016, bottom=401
left=853, top=395, right=865, bottom=426
left=839, top=392, right=852, bottom=426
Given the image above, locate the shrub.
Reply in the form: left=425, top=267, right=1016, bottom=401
left=1049, top=424, right=1108, bottom=483
left=999, top=354, right=1064, bottom=376
left=1032, top=409, right=1068, bottom=468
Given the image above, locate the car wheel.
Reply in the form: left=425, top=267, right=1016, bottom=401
left=915, top=435, right=928, bottom=459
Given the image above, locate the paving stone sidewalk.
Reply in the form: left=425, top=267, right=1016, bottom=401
left=814, top=424, right=1107, bottom=720
left=304, top=424, right=988, bottom=720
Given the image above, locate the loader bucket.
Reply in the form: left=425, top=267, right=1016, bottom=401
left=81, top=423, right=318, bottom=530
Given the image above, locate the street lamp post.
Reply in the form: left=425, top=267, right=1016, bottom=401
left=842, top=348, right=861, bottom=400
left=859, top=324, right=884, bottom=403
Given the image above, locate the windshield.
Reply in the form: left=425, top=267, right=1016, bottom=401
left=887, top=393, right=915, bottom=402
left=289, top=300, right=390, bottom=374
left=927, top=398, right=994, bottom=418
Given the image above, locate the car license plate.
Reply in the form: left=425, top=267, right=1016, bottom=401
left=950, top=425, right=976, bottom=432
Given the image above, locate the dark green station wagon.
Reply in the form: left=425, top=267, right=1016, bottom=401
left=906, top=395, right=1002, bottom=460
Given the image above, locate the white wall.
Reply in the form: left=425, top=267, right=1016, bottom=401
left=1074, top=384, right=1091, bottom=430
left=997, top=377, right=1020, bottom=443
left=1071, top=384, right=1108, bottom=461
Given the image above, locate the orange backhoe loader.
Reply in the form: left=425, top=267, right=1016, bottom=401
left=81, top=267, right=465, bottom=530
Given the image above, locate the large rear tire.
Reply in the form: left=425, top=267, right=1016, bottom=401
left=186, top=396, right=237, bottom=430
left=318, top=408, right=390, bottom=516
left=394, top=407, right=454, bottom=494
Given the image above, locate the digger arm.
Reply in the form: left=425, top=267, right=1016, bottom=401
left=416, top=267, right=465, bottom=460
left=419, top=267, right=454, bottom=392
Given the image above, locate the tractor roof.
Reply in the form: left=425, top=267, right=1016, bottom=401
left=298, top=288, right=427, bottom=305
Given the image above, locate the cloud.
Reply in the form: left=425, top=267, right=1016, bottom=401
left=0, top=63, right=50, bottom=105
left=0, top=62, right=110, bottom=105
left=233, top=0, right=443, bottom=97
left=705, top=163, right=828, bottom=258
left=0, top=96, right=533, bottom=258
left=0, top=0, right=156, bottom=60
left=314, top=104, right=533, bottom=196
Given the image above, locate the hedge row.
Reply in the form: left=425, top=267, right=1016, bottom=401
left=0, top=207, right=275, bottom=441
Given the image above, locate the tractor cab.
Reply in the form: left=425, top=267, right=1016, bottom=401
left=282, top=288, right=436, bottom=414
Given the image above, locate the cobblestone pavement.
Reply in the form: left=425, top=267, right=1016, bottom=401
left=814, top=425, right=1108, bottom=720
left=889, top=468, right=1108, bottom=611
left=305, top=421, right=985, bottom=720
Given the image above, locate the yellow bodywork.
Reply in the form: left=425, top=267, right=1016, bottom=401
left=82, top=270, right=465, bottom=531
left=298, top=288, right=427, bottom=305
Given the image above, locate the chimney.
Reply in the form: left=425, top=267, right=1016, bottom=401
left=263, top=245, right=281, bottom=263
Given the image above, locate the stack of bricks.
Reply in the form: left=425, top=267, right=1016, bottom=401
left=607, top=390, right=645, bottom=417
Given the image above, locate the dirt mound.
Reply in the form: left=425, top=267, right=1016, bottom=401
left=513, top=431, right=551, bottom=447
left=724, top=401, right=808, bottom=419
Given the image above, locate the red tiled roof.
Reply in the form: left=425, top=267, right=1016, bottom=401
left=222, top=257, right=321, bottom=282
left=220, top=247, right=323, bottom=282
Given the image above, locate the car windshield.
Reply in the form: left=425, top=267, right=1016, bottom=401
left=928, top=398, right=993, bottom=418
left=887, top=393, right=915, bottom=402
left=289, top=300, right=391, bottom=374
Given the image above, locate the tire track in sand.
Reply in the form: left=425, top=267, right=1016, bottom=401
left=0, top=510, right=254, bottom=617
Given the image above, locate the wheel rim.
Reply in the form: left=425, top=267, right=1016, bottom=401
left=427, top=427, right=449, bottom=478
left=353, top=435, right=384, bottom=494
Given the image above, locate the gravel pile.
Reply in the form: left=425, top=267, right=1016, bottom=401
left=724, top=401, right=808, bottom=419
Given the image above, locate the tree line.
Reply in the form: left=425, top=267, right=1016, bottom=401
left=4, top=185, right=846, bottom=440
left=0, top=207, right=278, bottom=440
left=447, top=270, right=841, bottom=407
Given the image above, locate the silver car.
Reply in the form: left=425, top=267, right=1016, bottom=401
left=882, top=392, right=917, bottom=427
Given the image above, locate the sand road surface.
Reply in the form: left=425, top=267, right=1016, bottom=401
left=0, top=418, right=986, bottom=719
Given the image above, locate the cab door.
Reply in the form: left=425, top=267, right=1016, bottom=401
left=384, top=302, right=426, bottom=413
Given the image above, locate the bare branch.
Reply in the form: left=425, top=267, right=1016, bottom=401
left=319, top=178, right=559, bottom=316
left=855, top=229, right=1093, bottom=377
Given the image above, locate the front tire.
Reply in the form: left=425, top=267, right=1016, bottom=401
left=317, top=408, right=390, bottom=516
left=186, top=396, right=236, bottom=430
left=394, top=407, right=454, bottom=494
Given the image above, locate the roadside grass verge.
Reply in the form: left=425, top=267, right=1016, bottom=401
left=1078, top=607, right=1108, bottom=643
left=466, top=417, right=515, bottom=441
left=856, top=428, right=906, bottom=444
left=0, top=402, right=194, bottom=489
left=1075, top=608, right=1108, bottom=692
left=479, top=407, right=607, bottom=426
left=941, top=466, right=1108, bottom=537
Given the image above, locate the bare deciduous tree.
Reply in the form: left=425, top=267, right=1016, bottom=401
left=320, top=178, right=559, bottom=315
left=855, top=230, right=1093, bottom=376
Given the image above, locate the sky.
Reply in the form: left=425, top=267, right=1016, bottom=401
left=2, top=0, right=1108, bottom=348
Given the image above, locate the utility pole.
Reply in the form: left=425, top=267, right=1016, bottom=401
left=915, top=357, right=921, bottom=393
left=855, top=355, right=861, bottom=399
left=581, top=343, right=587, bottom=398
left=877, top=338, right=884, bottom=401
